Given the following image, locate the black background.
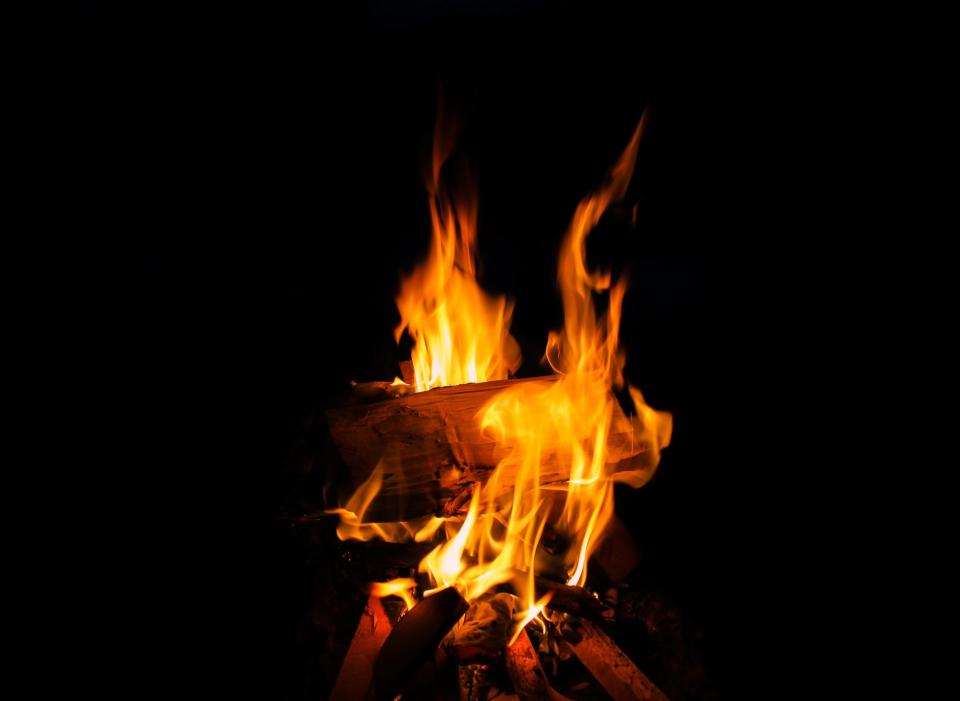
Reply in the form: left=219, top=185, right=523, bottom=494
left=74, top=2, right=848, bottom=699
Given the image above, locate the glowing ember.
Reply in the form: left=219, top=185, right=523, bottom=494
left=332, top=114, right=672, bottom=643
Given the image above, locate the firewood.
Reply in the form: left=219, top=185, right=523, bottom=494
left=326, top=376, right=660, bottom=520
left=568, top=619, right=669, bottom=701
left=591, top=515, right=641, bottom=583
left=329, top=595, right=394, bottom=701
left=372, top=586, right=469, bottom=701
left=506, top=629, right=550, bottom=701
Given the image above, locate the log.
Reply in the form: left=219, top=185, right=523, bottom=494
left=326, top=376, right=658, bottom=520
left=569, top=619, right=669, bottom=701
left=329, top=596, right=394, bottom=701
left=372, top=586, right=469, bottom=701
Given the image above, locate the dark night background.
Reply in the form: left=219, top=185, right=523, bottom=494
left=67, top=2, right=858, bottom=699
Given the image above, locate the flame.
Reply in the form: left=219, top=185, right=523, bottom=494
left=370, top=578, right=418, bottom=612
left=420, top=486, right=481, bottom=592
left=325, top=462, right=446, bottom=543
left=394, top=111, right=521, bottom=392
left=465, top=114, right=670, bottom=610
left=333, top=115, right=672, bottom=644
left=508, top=592, right=553, bottom=647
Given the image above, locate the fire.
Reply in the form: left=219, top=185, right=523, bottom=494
left=326, top=462, right=446, bottom=544
left=394, top=111, right=521, bottom=392
left=369, top=578, right=418, bottom=612
left=332, top=115, right=672, bottom=642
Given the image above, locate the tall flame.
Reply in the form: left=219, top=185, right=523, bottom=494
left=471, top=114, right=671, bottom=621
left=333, top=116, right=671, bottom=640
left=394, top=112, right=521, bottom=392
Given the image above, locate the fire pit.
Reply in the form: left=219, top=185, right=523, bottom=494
left=289, top=111, right=682, bottom=700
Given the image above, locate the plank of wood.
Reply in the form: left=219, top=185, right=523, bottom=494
left=329, top=596, right=394, bottom=701
left=326, top=376, right=660, bottom=520
left=570, top=619, right=669, bottom=701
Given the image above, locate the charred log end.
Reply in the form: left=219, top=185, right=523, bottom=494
left=371, top=586, right=468, bottom=701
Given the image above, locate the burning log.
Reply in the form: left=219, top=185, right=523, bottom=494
left=372, top=586, right=469, bottom=701
left=569, top=619, right=669, bottom=701
left=326, top=375, right=660, bottom=519
left=329, top=596, right=394, bottom=701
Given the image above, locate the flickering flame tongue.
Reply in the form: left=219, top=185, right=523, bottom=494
left=326, top=462, right=445, bottom=544
left=471, top=115, right=670, bottom=625
left=370, top=578, right=418, bottom=612
left=333, top=116, right=672, bottom=641
left=394, top=114, right=521, bottom=392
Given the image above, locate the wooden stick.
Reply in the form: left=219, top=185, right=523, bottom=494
left=569, top=619, right=669, bottom=701
left=329, top=596, right=394, bottom=701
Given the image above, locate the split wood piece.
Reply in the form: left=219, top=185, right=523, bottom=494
left=591, top=515, right=642, bottom=584
left=506, top=629, right=578, bottom=701
left=326, top=375, right=658, bottom=520
left=329, top=596, right=394, bottom=701
left=569, top=619, right=669, bottom=701
left=506, top=629, right=550, bottom=701
left=399, top=360, right=416, bottom=386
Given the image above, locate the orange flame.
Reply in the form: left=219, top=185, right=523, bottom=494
left=394, top=112, right=521, bottom=392
left=325, top=462, right=446, bottom=543
left=370, top=578, right=418, bottom=612
left=333, top=116, right=672, bottom=643
left=469, top=115, right=670, bottom=611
